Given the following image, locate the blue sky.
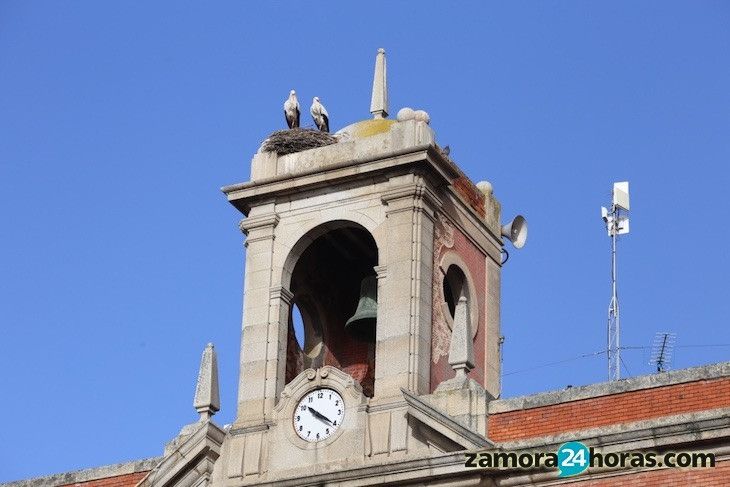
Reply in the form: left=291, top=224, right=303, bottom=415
left=1, top=1, right=729, bottom=482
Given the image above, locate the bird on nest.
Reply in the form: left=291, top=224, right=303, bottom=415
left=284, top=90, right=300, bottom=129
left=310, top=96, right=329, bottom=133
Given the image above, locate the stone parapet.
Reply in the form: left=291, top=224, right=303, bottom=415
left=0, top=458, right=161, bottom=487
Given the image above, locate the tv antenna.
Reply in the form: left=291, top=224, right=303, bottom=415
left=649, top=332, right=676, bottom=373
left=601, top=182, right=630, bottom=381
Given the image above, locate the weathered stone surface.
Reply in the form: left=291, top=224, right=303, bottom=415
left=447, top=296, right=475, bottom=380
left=370, top=48, right=388, bottom=119
left=194, top=343, right=220, bottom=420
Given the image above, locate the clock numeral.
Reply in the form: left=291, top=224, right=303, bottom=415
left=329, top=394, right=332, bottom=399
left=333, top=420, right=337, bottom=426
left=307, top=431, right=310, bottom=436
left=316, top=433, right=320, bottom=439
left=299, top=425, right=303, bottom=431
left=326, top=428, right=330, bottom=434
left=296, top=415, right=300, bottom=421
left=300, top=405, right=306, bottom=411
left=335, top=400, right=339, bottom=406
left=308, top=397, right=313, bottom=403
left=317, top=392, right=323, bottom=399
left=338, top=409, right=342, bottom=415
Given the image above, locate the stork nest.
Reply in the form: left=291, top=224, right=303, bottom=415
left=262, top=128, right=338, bottom=155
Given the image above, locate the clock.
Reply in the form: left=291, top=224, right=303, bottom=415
left=293, top=387, right=345, bottom=443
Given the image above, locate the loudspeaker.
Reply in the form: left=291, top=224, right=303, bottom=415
left=501, top=215, right=528, bottom=249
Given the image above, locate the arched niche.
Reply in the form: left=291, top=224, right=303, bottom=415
left=438, top=252, right=479, bottom=339
left=283, top=221, right=379, bottom=397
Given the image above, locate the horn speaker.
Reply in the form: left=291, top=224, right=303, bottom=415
left=501, top=215, right=528, bottom=249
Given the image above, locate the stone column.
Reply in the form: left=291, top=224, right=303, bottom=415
left=485, top=256, right=501, bottom=399
left=376, top=174, right=439, bottom=400
left=235, top=205, right=282, bottom=426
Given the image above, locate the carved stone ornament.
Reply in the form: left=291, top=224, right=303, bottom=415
left=432, top=213, right=454, bottom=363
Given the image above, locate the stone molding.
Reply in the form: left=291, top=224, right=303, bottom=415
left=238, top=450, right=476, bottom=487
left=238, top=214, right=280, bottom=235
left=401, top=388, right=491, bottom=450
left=269, top=286, right=293, bottom=305
left=381, top=181, right=442, bottom=220
left=138, top=421, right=225, bottom=487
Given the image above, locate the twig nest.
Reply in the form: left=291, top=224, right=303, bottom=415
left=261, top=128, right=338, bottom=155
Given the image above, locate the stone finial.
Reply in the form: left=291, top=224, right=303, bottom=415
left=194, top=343, right=220, bottom=421
left=476, top=180, right=493, bottom=196
left=448, top=296, right=475, bottom=380
left=370, top=48, right=388, bottom=119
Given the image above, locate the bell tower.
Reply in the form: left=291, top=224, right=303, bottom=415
left=211, top=49, right=514, bottom=486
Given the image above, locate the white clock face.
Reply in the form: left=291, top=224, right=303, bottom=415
left=293, top=387, right=345, bottom=443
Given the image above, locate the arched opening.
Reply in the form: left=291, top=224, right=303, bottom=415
left=292, top=304, right=305, bottom=349
left=442, top=264, right=468, bottom=319
left=284, top=223, right=378, bottom=396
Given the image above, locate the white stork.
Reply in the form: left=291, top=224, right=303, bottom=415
left=310, top=97, right=329, bottom=132
left=283, top=90, right=300, bottom=129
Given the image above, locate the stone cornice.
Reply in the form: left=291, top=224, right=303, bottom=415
left=223, top=144, right=459, bottom=215
left=244, top=451, right=475, bottom=487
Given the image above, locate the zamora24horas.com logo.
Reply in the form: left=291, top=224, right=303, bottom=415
left=465, top=441, right=716, bottom=477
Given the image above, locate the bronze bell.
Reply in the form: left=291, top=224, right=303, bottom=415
left=345, top=275, right=377, bottom=342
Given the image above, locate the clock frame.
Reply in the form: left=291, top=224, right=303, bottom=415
left=274, top=366, right=366, bottom=450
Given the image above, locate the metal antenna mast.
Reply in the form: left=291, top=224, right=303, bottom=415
left=601, top=182, right=630, bottom=381
left=650, top=332, right=676, bottom=373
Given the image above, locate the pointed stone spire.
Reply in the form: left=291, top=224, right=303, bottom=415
left=448, top=296, right=475, bottom=381
left=194, top=343, right=220, bottom=421
left=370, top=48, right=388, bottom=119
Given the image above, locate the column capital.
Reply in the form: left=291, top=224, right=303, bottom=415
left=239, top=213, right=280, bottom=235
left=269, top=286, right=294, bottom=305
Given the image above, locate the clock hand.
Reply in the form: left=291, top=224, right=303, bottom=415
left=307, top=406, right=333, bottom=425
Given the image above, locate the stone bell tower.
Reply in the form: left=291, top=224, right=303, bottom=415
left=211, top=49, right=508, bottom=486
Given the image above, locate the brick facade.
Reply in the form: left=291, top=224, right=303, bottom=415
left=571, top=460, right=729, bottom=486
left=58, top=472, right=148, bottom=487
left=431, top=219, right=488, bottom=392
left=489, top=376, right=730, bottom=442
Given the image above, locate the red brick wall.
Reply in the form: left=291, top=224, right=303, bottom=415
left=431, top=222, right=487, bottom=392
left=489, top=377, right=730, bottom=442
left=453, top=177, right=486, bottom=218
left=571, top=460, right=729, bottom=486
left=59, top=471, right=148, bottom=487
